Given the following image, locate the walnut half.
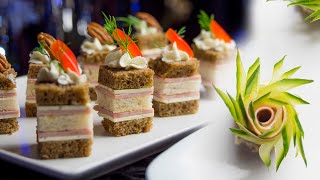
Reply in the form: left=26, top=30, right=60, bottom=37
left=136, top=12, right=162, bottom=31
left=0, top=54, right=10, bottom=73
left=87, top=22, right=114, bottom=45
left=37, top=32, right=56, bottom=58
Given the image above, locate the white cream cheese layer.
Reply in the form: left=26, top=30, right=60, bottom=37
left=153, top=92, right=200, bottom=104
left=37, top=107, right=92, bottom=132
left=95, top=106, right=154, bottom=122
left=95, top=88, right=153, bottom=113
left=193, top=30, right=236, bottom=52
left=37, top=60, right=87, bottom=85
left=29, top=50, right=50, bottom=64
left=162, top=42, right=189, bottom=62
left=105, top=49, right=147, bottom=69
left=96, top=84, right=153, bottom=95
left=0, top=88, right=20, bottom=119
left=37, top=104, right=90, bottom=112
left=38, top=134, right=93, bottom=142
left=154, top=75, right=201, bottom=95
left=81, top=38, right=116, bottom=54
left=135, top=20, right=158, bottom=35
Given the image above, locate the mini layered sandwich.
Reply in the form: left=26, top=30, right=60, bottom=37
left=149, top=28, right=201, bottom=117
left=118, top=12, right=167, bottom=60
left=94, top=15, right=154, bottom=136
left=35, top=33, right=92, bottom=159
left=78, top=22, right=116, bottom=100
left=26, top=33, right=51, bottom=117
left=192, top=10, right=236, bottom=87
left=0, top=54, right=19, bottom=134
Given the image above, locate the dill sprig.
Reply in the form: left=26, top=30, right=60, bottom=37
left=33, top=42, right=47, bottom=55
left=117, top=15, right=142, bottom=27
left=175, top=26, right=186, bottom=38
left=102, top=12, right=137, bottom=58
left=288, top=0, right=320, bottom=22
left=197, top=10, right=214, bottom=31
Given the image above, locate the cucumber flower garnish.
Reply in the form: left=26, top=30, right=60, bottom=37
left=214, top=51, right=313, bottom=170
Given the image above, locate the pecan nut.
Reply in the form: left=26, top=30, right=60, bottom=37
left=0, top=54, right=10, bottom=73
left=136, top=12, right=162, bottom=31
left=87, top=22, right=114, bottom=45
left=37, top=32, right=56, bottom=58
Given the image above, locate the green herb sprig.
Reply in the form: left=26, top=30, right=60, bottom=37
left=197, top=10, right=214, bottom=31
left=33, top=42, right=47, bottom=55
left=117, top=15, right=142, bottom=27
left=175, top=26, right=186, bottom=38
left=102, top=12, right=137, bottom=58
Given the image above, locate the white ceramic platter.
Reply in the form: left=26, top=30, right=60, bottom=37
left=0, top=76, right=221, bottom=179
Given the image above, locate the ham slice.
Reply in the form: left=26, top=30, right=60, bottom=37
left=0, top=93, right=16, bottom=98
left=0, top=89, right=17, bottom=98
left=94, top=105, right=154, bottom=118
left=154, top=91, right=200, bottom=100
left=38, top=128, right=93, bottom=138
left=0, top=110, right=20, bottom=119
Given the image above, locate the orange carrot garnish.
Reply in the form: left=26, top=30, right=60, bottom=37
left=210, top=20, right=232, bottom=43
left=165, top=28, right=194, bottom=58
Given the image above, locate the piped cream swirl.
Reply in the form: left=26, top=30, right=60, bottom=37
left=161, top=42, right=190, bottom=62
left=135, top=20, right=158, bottom=35
left=105, top=48, right=147, bottom=70
left=29, top=50, right=50, bottom=64
left=37, top=60, right=87, bottom=85
left=193, top=30, right=236, bottom=52
left=81, top=38, right=116, bottom=54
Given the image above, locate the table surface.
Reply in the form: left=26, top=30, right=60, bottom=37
left=2, top=1, right=320, bottom=179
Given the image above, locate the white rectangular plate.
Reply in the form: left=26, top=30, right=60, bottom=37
left=0, top=76, right=218, bottom=179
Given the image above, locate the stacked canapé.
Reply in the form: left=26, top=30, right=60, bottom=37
left=149, top=28, right=201, bottom=117
left=94, top=15, right=154, bottom=136
left=118, top=12, right=167, bottom=60
left=26, top=33, right=51, bottom=117
left=35, top=33, right=93, bottom=159
left=78, top=22, right=116, bottom=100
left=0, top=54, right=19, bottom=134
left=192, top=10, right=236, bottom=88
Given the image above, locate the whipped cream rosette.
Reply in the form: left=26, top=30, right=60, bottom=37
left=214, top=51, right=313, bottom=170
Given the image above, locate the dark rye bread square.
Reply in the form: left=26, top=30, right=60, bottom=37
left=25, top=102, right=37, bottom=117
left=89, top=86, right=97, bottom=101
left=192, top=44, right=234, bottom=63
left=153, top=100, right=199, bottom=117
left=98, top=66, right=154, bottom=90
left=0, top=68, right=16, bottom=90
left=35, top=83, right=90, bottom=105
left=38, top=139, right=92, bottom=159
left=101, top=117, right=152, bottom=136
left=148, top=57, right=199, bottom=78
left=27, top=64, right=50, bottom=79
left=0, top=118, right=19, bottom=134
left=136, top=32, right=167, bottom=50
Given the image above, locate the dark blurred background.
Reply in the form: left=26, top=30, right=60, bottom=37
left=0, top=0, right=247, bottom=76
